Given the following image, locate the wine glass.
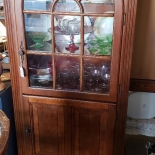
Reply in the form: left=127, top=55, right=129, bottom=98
left=100, top=62, right=109, bottom=74
left=70, top=62, right=80, bottom=90
left=103, top=73, right=110, bottom=81
left=91, top=67, right=101, bottom=92
left=59, top=69, right=71, bottom=89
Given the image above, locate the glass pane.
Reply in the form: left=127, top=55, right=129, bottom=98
left=85, top=16, right=114, bottom=56
left=55, top=56, right=80, bottom=91
left=83, top=58, right=110, bottom=94
left=82, top=0, right=114, bottom=13
left=24, top=0, right=52, bottom=11
left=54, top=0, right=80, bottom=12
left=28, top=54, right=53, bottom=88
left=24, top=14, right=52, bottom=52
left=54, top=15, right=81, bottom=54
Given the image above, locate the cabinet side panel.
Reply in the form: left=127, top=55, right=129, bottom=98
left=4, top=0, right=26, bottom=154
left=115, top=0, right=138, bottom=155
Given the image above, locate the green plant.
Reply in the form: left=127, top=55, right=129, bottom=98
left=87, top=34, right=113, bottom=55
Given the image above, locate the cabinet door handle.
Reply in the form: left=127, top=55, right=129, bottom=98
left=25, top=122, right=31, bottom=139
left=18, top=41, right=25, bottom=63
left=18, top=41, right=25, bottom=77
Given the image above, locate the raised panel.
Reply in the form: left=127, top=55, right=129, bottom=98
left=23, top=96, right=71, bottom=155
left=32, top=103, right=64, bottom=155
left=72, top=106, right=116, bottom=155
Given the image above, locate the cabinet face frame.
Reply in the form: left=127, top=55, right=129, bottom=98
left=13, top=0, right=123, bottom=103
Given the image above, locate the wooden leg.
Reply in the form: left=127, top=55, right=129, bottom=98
left=0, top=76, right=6, bottom=91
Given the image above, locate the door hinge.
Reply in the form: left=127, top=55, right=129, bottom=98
left=123, top=13, right=126, bottom=25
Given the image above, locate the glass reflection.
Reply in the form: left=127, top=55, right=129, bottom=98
left=28, top=55, right=53, bottom=88
left=85, top=16, right=113, bottom=56
left=24, top=14, right=52, bottom=51
left=82, top=0, right=114, bottom=13
left=83, top=58, right=110, bottom=93
left=54, top=0, right=80, bottom=12
left=24, top=0, right=52, bottom=11
left=55, top=56, right=80, bottom=91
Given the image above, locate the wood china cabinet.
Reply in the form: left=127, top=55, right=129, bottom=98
left=4, top=0, right=137, bottom=155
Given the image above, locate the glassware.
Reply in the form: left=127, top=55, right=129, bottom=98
left=100, top=62, right=109, bottom=74
left=24, top=14, right=51, bottom=51
left=103, top=73, right=110, bottom=81
left=28, top=32, right=47, bottom=49
left=54, top=0, right=80, bottom=13
left=100, top=62, right=110, bottom=91
left=84, top=16, right=114, bottom=56
left=69, top=61, right=80, bottom=90
left=83, top=74, right=94, bottom=92
left=65, top=34, right=79, bottom=53
left=56, top=56, right=80, bottom=90
left=64, top=17, right=81, bottom=53
left=91, top=66, right=101, bottom=92
left=28, top=55, right=53, bottom=88
left=59, top=69, right=71, bottom=89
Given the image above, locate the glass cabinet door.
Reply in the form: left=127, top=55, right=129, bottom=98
left=16, top=0, right=123, bottom=102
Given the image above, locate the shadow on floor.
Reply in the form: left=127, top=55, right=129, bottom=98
left=125, top=134, right=155, bottom=155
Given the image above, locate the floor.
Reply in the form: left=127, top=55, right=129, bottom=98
left=125, top=134, right=155, bottom=155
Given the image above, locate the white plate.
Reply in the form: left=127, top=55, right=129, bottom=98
left=94, top=17, right=114, bottom=38
left=60, top=16, right=91, bottom=43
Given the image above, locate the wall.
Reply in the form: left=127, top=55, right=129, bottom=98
left=130, top=0, right=155, bottom=80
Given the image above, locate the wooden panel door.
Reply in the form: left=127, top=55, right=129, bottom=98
left=72, top=105, right=116, bottom=155
left=13, top=0, right=124, bottom=103
left=23, top=96, right=71, bottom=155
left=23, top=96, right=116, bottom=155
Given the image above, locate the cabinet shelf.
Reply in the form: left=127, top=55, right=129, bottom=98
left=26, top=50, right=112, bottom=59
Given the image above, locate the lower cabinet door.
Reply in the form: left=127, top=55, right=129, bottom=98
left=23, top=96, right=116, bottom=155
left=23, top=96, right=72, bottom=155
left=72, top=106, right=116, bottom=155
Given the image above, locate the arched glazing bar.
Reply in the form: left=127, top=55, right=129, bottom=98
left=51, top=0, right=83, bottom=13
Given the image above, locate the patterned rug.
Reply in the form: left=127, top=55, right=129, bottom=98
left=126, top=117, right=155, bottom=137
